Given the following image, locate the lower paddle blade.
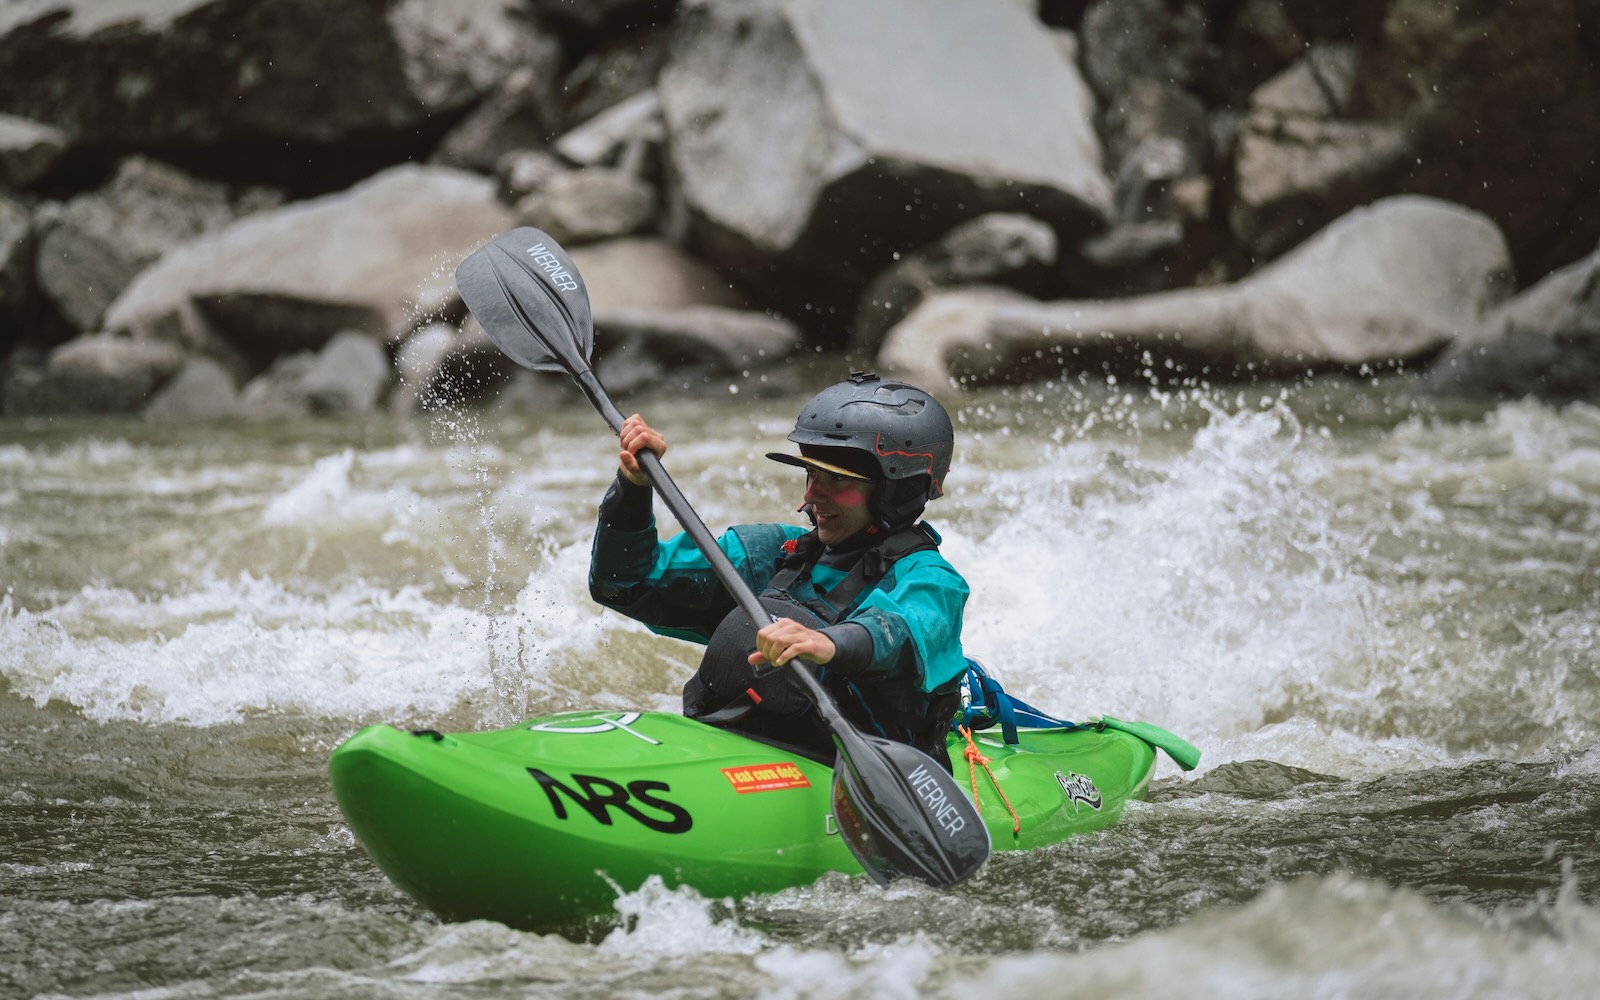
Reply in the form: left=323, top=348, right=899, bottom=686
left=454, top=227, right=594, bottom=374
left=829, top=728, right=990, bottom=888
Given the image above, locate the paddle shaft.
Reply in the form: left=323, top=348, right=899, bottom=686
left=574, top=371, right=848, bottom=726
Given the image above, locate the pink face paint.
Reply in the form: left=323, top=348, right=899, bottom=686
left=829, top=485, right=869, bottom=506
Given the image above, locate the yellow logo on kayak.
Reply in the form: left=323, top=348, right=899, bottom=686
left=722, top=762, right=812, bottom=793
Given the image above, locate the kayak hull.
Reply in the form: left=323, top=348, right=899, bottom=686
left=329, top=711, right=1156, bottom=933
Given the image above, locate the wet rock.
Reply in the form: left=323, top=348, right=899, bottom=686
left=658, top=0, right=1111, bottom=294
left=497, top=150, right=566, bottom=202
left=1212, top=0, right=1308, bottom=102
left=296, top=330, right=391, bottom=415
left=239, top=352, right=319, bottom=420
left=1104, top=79, right=1212, bottom=213
left=555, top=23, right=673, bottom=136
left=143, top=356, right=242, bottom=421
left=555, top=90, right=663, bottom=169
left=880, top=196, right=1512, bottom=386
left=0, top=0, right=553, bottom=187
left=1415, top=246, right=1600, bottom=404
left=514, top=168, right=657, bottom=246
left=24, top=332, right=187, bottom=414
left=0, top=112, right=67, bottom=188
left=570, top=237, right=747, bottom=316
left=1362, top=0, right=1600, bottom=279
left=235, top=330, right=393, bottom=418
left=595, top=306, right=799, bottom=389
left=853, top=214, right=1057, bottom=355
left=431, top=64, right=564, bottom=174
left=36, top=156, right=279, bottom=333
left=1229, top=45, right=1410, bottom=258
left=1079, top=0, right=1213, bottom=101
left=103, top=164, right=514, bottom=366
left=1077, top=219, right=1188, bottom=293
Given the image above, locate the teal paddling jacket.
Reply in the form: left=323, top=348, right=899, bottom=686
left=589, top=477, right=971, bottom=699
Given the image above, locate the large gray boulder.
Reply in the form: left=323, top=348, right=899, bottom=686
left=880, top=196, right=1512, bottom=386
left=658, top=0, right=1111, bottom=292
left=37, top=156, right=279, bottom=333
left=236, top=330, right=391, bottom=418
left=1415, top=245, right=1600, bottom=404
left=593, top=307, right=800, bottom=395
left=22, top=332, right=188, bottom=414
left=0, top=0, right=557, bottom=167
left=295, top=330, right=392, bottom=414
left=143, top=356, right=243, bottom=421
left=570, top=237, right=748, bottom=317
left=103, top=164, right=514, bottom=366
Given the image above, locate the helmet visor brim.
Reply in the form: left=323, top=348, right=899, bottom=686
left=765, top=452, right=875, bottom=482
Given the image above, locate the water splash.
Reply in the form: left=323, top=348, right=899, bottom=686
left=948, top=402, right=1374, bottom=753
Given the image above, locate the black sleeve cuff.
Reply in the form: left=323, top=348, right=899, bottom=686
left=821, top=622, right=874, bottom=675
left=599, top=472, right=653, bottom=531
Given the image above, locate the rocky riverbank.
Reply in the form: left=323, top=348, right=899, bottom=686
left=0, top=0, right=1596, bottom=419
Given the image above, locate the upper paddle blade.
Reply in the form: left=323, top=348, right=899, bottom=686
left=829, top=728, right=990, bottom=887
left=454, top=227, right=594, bottom=374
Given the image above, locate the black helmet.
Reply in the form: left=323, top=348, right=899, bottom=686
left=767, top=372, right=954, bottom=531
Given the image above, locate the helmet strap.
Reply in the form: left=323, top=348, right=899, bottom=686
left=871, top=477, right=931, bottom=533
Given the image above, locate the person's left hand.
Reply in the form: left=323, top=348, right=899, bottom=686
left=748, top=617, right=836, bottom=667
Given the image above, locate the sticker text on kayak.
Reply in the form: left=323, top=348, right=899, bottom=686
left=722, top=762, right=811, bottom=794
left=907, top=762, right=967, bottom=837
left=1056, top=770, right=1103, bottom=810
left=527, top=769, right=692, bottom=834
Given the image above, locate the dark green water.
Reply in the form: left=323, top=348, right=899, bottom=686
left=2, top=379, right=1597, bottom=998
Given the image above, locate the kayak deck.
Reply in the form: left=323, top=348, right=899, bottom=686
left=330, top=711, right=1156, bottom=933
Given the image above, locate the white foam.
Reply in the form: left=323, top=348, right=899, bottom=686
left=948, top=403, right=1374, bottom=754
left=941, top=873, right=1600, bottom=1000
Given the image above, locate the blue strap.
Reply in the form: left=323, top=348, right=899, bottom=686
left=957, top=661, right=1078, bottom=745
left=978, top=674, right=1019, bottom=744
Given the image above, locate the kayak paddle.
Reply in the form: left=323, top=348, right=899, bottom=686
left=453, top=227, right=991, bottom=888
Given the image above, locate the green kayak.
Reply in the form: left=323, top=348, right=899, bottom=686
left=330, top=709, right=1188, bottom=933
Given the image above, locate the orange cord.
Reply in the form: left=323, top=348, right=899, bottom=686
left=959, top=725, right=1020, bottom=837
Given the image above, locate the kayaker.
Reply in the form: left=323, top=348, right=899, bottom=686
left=589, top=372, right=969, bottom=770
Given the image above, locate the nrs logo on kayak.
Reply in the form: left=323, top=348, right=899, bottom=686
left=527, top=768, right=693, bottom=834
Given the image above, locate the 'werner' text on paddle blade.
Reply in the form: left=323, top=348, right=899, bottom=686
left=454, top=227, right=594, bottom=373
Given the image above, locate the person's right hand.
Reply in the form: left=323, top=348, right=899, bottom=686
left=618, top=414, right=667, bottom=486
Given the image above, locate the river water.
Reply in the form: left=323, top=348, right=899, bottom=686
left=2, top=374, right=1598, bottom=999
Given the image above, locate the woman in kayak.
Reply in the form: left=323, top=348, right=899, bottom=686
left=589, top=372, right=969, bottom=770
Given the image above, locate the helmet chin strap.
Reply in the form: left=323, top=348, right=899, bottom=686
left=872, top=481, right=929, bottom=534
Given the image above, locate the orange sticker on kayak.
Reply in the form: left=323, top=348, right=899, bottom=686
left=721, top=762, right=811, bottom=793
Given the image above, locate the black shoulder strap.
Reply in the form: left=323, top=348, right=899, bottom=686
left=841, top=524, right=938, bottom=601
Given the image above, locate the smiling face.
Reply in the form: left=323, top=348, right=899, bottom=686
left=804, top=468, right=876, bottom=546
